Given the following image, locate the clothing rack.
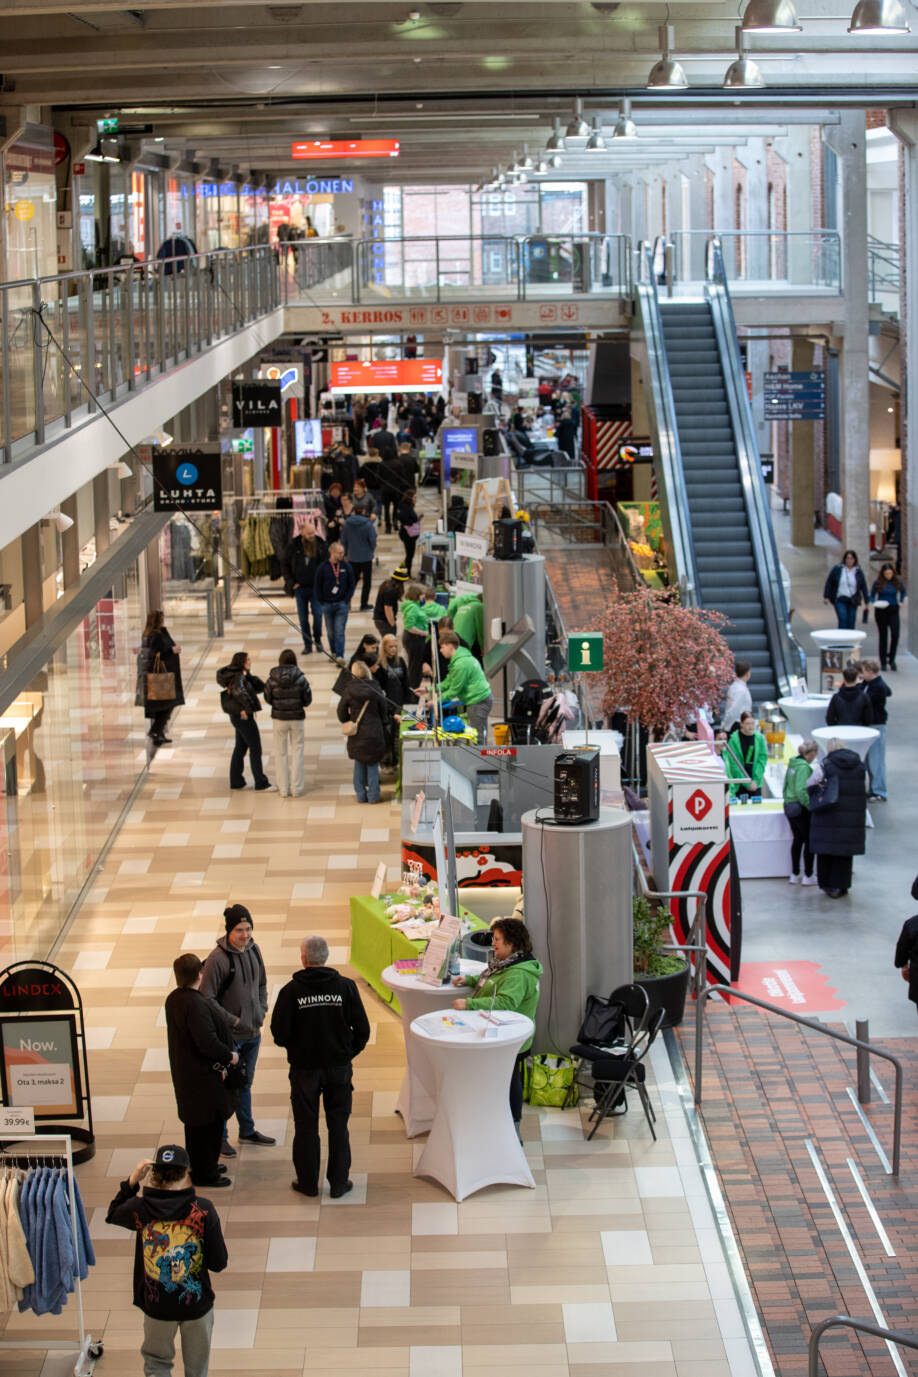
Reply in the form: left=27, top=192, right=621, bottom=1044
left=0, top=1133, right=101, bottom=1376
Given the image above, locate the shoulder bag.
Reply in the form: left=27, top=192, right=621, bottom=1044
left=145, top=653, right=176, bottom=702
left=809, top=773, right=839, bottom=812
left=341, top=700, right=368, bottom=737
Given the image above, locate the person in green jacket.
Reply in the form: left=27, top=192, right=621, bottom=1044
left=452, top=917, right=542, bottom=1135
left=433, top=630, right=493, bottom=744
left=783, top=739, right=819, bottom=885
left=724, top=711, right=767, bottom=798
left=447, top=592, right=484, bottom=658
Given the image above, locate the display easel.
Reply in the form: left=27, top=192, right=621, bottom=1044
left=466, top=477, right=515, bottom=537
left=0, top=1133, right=102, bottom=1375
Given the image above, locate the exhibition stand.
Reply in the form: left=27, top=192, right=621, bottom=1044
left=410, top=1009, right=536, bottom=1201
left=481, top=553, right=547, bottom=717
left=382, top=960, right=486, bottom=1138
left=521, top=805, right=632, bottom=1051
left=348, top=896, right=486, bottom=1013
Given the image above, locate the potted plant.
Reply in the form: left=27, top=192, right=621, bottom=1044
left=632, top=893, right=691, bottom=1028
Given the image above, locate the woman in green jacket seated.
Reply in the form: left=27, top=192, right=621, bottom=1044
left=783, top=738, right=819, bottom=884
left=452, top=917, right=542, bottom=1136
left=725, top=711, right=767, bottom=798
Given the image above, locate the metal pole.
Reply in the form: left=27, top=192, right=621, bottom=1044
left=694, top=983, right=706, bottom=1103
left=893, top=1059, right=902, bottom=1177
left=855, top=1018, right=870, bottom=1103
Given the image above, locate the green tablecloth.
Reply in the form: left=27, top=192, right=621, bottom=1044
left=349, top=894, right=486, bottom=1017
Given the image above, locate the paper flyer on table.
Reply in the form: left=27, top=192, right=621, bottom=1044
left=417, top=913, right=461, bottom=986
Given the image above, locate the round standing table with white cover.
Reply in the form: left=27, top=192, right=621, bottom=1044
left=811, top=725, right=879, bottom=762
left=409, top=1009, right=536, bottom=1201
left=381, top=960, right=486, bottom=1138
left=810, top=629, right=867, bottom=654
left=777, top=695, right=832, bottom=738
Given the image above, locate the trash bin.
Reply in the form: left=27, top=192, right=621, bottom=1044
left=461, top=928, right=493, bottom=962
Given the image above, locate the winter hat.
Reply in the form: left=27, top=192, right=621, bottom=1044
left=391, top=566, right=409, bottom=582
left=224, top=903, right=253, bottom=933
left=154, top=1144, right=190, bottom=1171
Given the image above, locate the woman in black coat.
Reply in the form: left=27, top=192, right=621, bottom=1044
left=165, top=953, right=237, bottom=1187
left=139, top=609, right=184, bottom=746
left=397, top=488, right=421, bottom=578
left=336, top=661, right=389, bottom=803
left=807, top=743, right=867, bottom=898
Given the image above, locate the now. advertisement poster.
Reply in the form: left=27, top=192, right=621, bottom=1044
left=0, top=1016, right=80, bottom=1118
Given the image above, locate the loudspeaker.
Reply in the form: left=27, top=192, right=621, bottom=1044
left=482, top=427, right=499, bottom=456
left=467, top=391, right=483, bottom=414
left=554, top=749, right=601, bottom=825
left=492, top=518, right=522, bottom=560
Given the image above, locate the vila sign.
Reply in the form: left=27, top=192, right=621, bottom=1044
left=153, top=446, right=223, bottom=512
left=232, top=381, right=282, bottom=427
left=672, top=782, right=726, bottom=844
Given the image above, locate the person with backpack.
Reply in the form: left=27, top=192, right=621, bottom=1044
left=216, top=651, right=276, bottom=791
left=264, top=649, right=312, bottom=797
left=201, top=904, right=275, bottom=1158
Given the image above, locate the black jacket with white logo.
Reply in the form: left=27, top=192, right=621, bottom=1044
left=270, top=966, right=370, bottom=1069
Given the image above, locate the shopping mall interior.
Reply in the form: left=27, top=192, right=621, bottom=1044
left=0, top=2, right=916, bottom=1376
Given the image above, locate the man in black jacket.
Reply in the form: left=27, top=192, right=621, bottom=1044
left=895, top=913, right=918, bottom=1015
left=282, top=528, right=326, bottom=654
left=825, top=664, right=874, bottom=727
left=271, top=934, right=370, bottom=1199
left=106, top=1143, right=228, bottom=1377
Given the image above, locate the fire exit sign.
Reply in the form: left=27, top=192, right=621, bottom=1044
left=568, top=633, right=604, bottom=673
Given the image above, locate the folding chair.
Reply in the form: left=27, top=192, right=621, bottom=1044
left=586, top=1007, right=666, bottom=1141
left=566, top=983, right=650, bottom=1109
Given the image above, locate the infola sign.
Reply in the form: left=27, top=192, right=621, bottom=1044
left=672, top=782, right=726, bottom=844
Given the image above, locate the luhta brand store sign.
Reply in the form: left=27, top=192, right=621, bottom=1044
left=153, top=445, right=223, bottom=512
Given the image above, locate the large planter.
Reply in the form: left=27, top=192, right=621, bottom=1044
left=634, top=961, right=691, bottom=1029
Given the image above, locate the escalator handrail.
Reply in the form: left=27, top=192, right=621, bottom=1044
left=705, top=237, right=806, bottom=693
left=635, top=239, right=699, bottom=607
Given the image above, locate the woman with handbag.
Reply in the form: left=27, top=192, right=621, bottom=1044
left=397, top=488, right=421, bottom=578
left=806, top=739, right=867, bottom=898
left=336, top=661, right=388, bottom=804
left=783, top=740, right=819, bottom=885
left=869, top=562, right=907, bottom=671
left=823, top=549, right=869, bottom=631
left=140, top=610, right=184, bottom=747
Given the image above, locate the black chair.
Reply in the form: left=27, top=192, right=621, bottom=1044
left=587, top=1007, right=666, bottom=1141
left=566, top=983, right=650, bottom=1109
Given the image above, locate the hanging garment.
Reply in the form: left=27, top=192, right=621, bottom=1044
left=16, top=1166, right=93, bottom=1316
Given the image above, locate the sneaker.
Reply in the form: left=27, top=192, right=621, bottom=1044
left=255, top=782, right=278, bottom=792
left=802, top=875, right=818, bottom=886
left=789, top=873, right=800, bottom=885
left=292, top=1180, right=318, bottom=1197
left=335, top=656, right=347, bottom=668
left=329, top=1180, right=354, bottom=1199
left=220, top=1142, right=237, bottom=1158
left=194, top=1176, right=232, bottom=1188
left=239, top=1130, right=277, bottom=1146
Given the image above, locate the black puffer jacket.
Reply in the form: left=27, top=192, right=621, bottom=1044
left=809, top=748, right=867, bottom=857
left=336, top=676, right=388, bottom=764
left=216, top=665, right=265, bottom=719
left=164, top=987, right=234, bottom=1127
left=264, top=664, right=312, bottom=720
left=826, top=683, right=874, bottom=727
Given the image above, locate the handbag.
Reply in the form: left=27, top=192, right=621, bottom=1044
left=783, top=801, right=804, bottom=820
left=809, top=773, right=839, bottom=812
left=145, top=653, right=176, bottom=702
left=224, top=1058, right=249, bottom=1093
left=404, top=521, right=421, bottom=538
left=576, top=994, right=625, bottom=1048
left=340, top=700, right=368, bottom=737
left=524, top=1054, right=579, bottom=1109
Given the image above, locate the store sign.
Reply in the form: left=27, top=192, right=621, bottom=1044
left=292, top=139, right=399, bottom=160
left=0, top=1016, right=81, bottom=1119
left=455, top=532, right=489, bottom=562
left=0, top=967, right=76, bottom=1012
left=672, top=781, right=726, bottom=844
left=232, top=381, right=282, bottom=427
left=329, top=359, right=443, bottom=394
left=763, top=370, right=826, bottom=421
left=481, top=747, right=516, bottom=757
left=291, top=301, right=631, bottom=335
left=152, top=445, right=223, bottom=512
left=568, top=633, right=604, bottom=673
left=259, top=363, right=301, bottom=397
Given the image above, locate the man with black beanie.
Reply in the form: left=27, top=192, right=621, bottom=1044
left=271, top=934, right=370, bottom=1199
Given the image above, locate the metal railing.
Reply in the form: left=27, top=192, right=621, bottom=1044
left=528, top=495, right=642, bottom=592
left=867, top=234, right=900, bottom=313
left=632, top=839, right=708, bottom=1001
left=694, top=984, right=903, bottom=1177
left=1, top=244, right=281, bottom=464
left=809, top=1316, right=918, bottom=1377
left=668, top=229, right=842, bottom=293
left=514, top=463, right=588, bottom=508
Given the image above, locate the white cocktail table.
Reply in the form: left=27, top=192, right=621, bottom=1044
left=811, top=725, right=879, bottom=762
left=810, top=629, right=867, bottom=652
left=382, top=960, right=485, bottom=1138
left=409, top=1009, right=536, bottom=1201
left=777, top=695, right=832, bottom=737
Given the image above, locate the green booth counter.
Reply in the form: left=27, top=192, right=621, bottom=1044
left=349, top=895, right=487, bottom=1016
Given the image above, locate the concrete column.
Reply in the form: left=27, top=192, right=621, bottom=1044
left=21, top=524, right=43, bottom=628
left=708, top=148, right=733, bottom=235
left=825, top=113, right=870, bottom=556
left=772, top=125, right=813, bottom=285
left=92, top=471, right=110, bottom=559
left=790, top=337, right=816, bottom=546
left=61, top=494, right=80, bottom=588
left=889, top=108, right=918, bottom=647
left=685, top=155, right=707, bottom=282
left=144, top=533, right=163, bottom=612
left=739, top=138, right=769, bottom=282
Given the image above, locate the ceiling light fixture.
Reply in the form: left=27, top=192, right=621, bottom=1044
left=110, top=461, right=133, bottom=480
left=612, top=98, right=637, bottom=140
left=546, top=116, right=566, bottom=153
left=565, top=97, right=590, bottom=140
left=723, top=25, right=765, bottom=86
left=585, top=115, right=607, bottom=151
left=45, top=510, right=74, bottom=533
left=848, top=0, right=909, bottom=32
left=519, top=144, right=535, bottom=170
left=646, top=24, right=688, bottom=88
left=741, top=0, right=801, bottom=32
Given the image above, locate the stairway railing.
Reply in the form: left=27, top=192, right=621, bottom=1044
left=693, top=984, right=903, bottom=1176
left=809, top=1315, right=918, bottom=1377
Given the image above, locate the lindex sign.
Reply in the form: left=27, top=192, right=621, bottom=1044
left=0, top=966, right=76, bottom=1012
left=232, top=380, right=282, bottom=427
left=568, top=632, right=603, bottom=674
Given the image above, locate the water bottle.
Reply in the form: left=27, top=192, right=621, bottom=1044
left=446, top=940, right=460, bottom=984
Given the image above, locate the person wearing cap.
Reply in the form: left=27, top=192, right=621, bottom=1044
left=201, top=904, right=275, bottom=1159
left=271, top=934, right=370, bottom=1200
left=106, top=1144, right=228, bottom=1377
left=165, top=953, right=238, bottom=1190
left=373, top=567, right=408, bottom=643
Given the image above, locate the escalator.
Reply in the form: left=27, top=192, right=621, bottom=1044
left=636, top=241, right=804, bottom=701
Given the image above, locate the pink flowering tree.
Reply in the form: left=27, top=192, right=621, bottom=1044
left=595, top=582, right=734, bottom=736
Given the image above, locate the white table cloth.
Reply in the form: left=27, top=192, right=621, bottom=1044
left=729, top=801, right=793, bottom=878
left=811, top=725, right=879, bottom=762
left=777, top=695, right=832, bottom=738
left=409, top=1009, right=536, bottom=1201
left=810, top=629, right=867, bottom=651
left=382, top=960, right=485, bottom=1138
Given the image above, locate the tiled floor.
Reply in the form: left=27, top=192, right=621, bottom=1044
left=0, top=528, right=760, bottom=1377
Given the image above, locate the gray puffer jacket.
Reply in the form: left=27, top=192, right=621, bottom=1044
left=200, top=936, right=268, bottom=1040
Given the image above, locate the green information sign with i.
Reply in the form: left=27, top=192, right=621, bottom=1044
left=568, top=632, right=604, bottom=673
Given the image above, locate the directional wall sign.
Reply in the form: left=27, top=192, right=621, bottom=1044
left=763, top=370, right=826, bottom=421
